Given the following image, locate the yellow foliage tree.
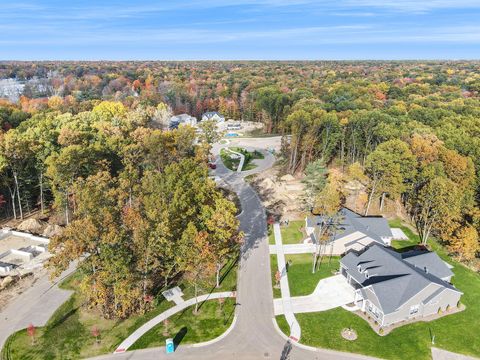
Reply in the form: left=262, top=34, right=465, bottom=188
left=448, top=225, right=479, bottom=261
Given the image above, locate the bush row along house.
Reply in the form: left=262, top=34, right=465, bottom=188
left=340, top=244, right=461, bottom=327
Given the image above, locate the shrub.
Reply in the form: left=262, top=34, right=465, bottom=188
left=437, top=307, right=443, bottom=315
left=446, top=305, right=451, bottom=312
left=379, top=328, right=384, bottom=335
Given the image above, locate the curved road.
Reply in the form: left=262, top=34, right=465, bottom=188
left=91, top=139, right=375, bottom=360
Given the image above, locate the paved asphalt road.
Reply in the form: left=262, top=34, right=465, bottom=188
left=91, top=141, right=377, bottom=360
left=0, top=263, right=75, bottom=350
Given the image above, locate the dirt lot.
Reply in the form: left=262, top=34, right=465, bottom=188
left=248, top=164, right=306, bottom=221
left=0, top=271, right=40, bottom=312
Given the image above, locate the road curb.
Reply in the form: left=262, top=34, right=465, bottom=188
left=114, top=292, right=235, bottom=353
left=191, top=315, right=237, bottom=348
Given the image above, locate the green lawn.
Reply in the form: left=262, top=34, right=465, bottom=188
left=220, top=147, right=264, bottom=172
left=286, top=254, right=340, bottom=297
left=268, top=224, right=275, bottom=245
left=270, top=253, right=340, bottom=298
left=130, top=298, right=236, bottom=350
left=1, top=260, right=238, bottom=360
left=276, top=239, right=480, bottom=360
left=389, top=218, right=421, bottom=250
left=220, top=148, right=240, bottom=171
left=270, top=255, right=281, bottom=299
left=268, top=220, right=306, bottom=245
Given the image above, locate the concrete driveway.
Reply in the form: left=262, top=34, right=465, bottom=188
left=269, top=243, right=315, bottom=255
left=274, top=275, right=355, bottom=315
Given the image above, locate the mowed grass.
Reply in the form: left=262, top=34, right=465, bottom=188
left=269, top=220, right=306, bottom=245
left=270, top=255, right=281, bottom=299
left=389, top=218, right=421, bottom=250
left=220, top=147, right=264, bottom=171
left=1, top=260, right=238, bottom=360
left=270, top=254, right=340, bottom=298
left=275, top=223, right=480, bottom=360
left=281, top=220, right=306, bottom=244
left=220, top=148, right=240, bottom=171
left=268, top=225, right=275, bottom=245
left=286, top=254, right=340, bottom=297
left=130, top=298, right=236, bottom=350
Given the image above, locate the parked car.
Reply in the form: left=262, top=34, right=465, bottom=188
left=208, top=162, right=217, bottom=169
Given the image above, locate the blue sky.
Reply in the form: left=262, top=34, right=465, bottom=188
left=1, top=1, right=480, bottom=60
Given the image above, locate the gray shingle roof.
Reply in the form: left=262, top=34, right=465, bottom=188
left=341, top=244, right=461, bottom=314
left=401, top=250, right=454, bottom=280
left=307, top=207, right=393, bottom=245
left=202, top=111, right=223, bottom=119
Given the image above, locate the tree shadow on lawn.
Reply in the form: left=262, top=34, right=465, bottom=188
left=173, top=326, right=188, bottom=350
left=45, top=297, right=79, bottom=330
left=197, top=258, right=238, bottom=313
left=224, top=301, right=237, bottom=325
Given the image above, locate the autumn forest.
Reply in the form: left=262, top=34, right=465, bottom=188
left=1, top=61, right=480, bottom=317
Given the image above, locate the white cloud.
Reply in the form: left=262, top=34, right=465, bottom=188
left=344, top=0, right=480, bottom=13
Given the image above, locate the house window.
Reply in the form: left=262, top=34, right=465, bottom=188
left=367, top=301, right=380, bottom=318
left=409, top=305, right=419, bottom=315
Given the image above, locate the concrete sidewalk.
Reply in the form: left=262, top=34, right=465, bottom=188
left=225, top=148, right=245, bottom=172
left=431, top=348, right=479, bottom=360
left=273, top=223, right=301, bottom=342
left=114, top=291, right=235, bottom=353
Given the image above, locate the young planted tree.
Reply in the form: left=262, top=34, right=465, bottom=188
left=91, top=326, right=100, bottom=344
left=274, top=270, right=281, bottom=288
left=27, top=324, right=36, bottom=345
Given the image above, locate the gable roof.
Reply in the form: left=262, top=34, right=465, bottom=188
left=202, top=111, right=224, bottom=119
left=401, top=250, right=454, bottom=280
left=341, top=244, right=461, bottom=314
left=307, top=208, right=393, bottom=245
left=171, top=113, right=196, bottom=122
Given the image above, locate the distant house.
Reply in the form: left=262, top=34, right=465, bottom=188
left=169, top=114, right=197, bottom=129
left=201, top=111, right=225, bottom=122
left=340, top=244, right=462, bottom=327
left=305, top=208, right=393, bottom=255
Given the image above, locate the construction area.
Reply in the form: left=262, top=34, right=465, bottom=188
left=248, top=167, right=306, bottom=221
left=0, top=229, right=50, bottom=276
